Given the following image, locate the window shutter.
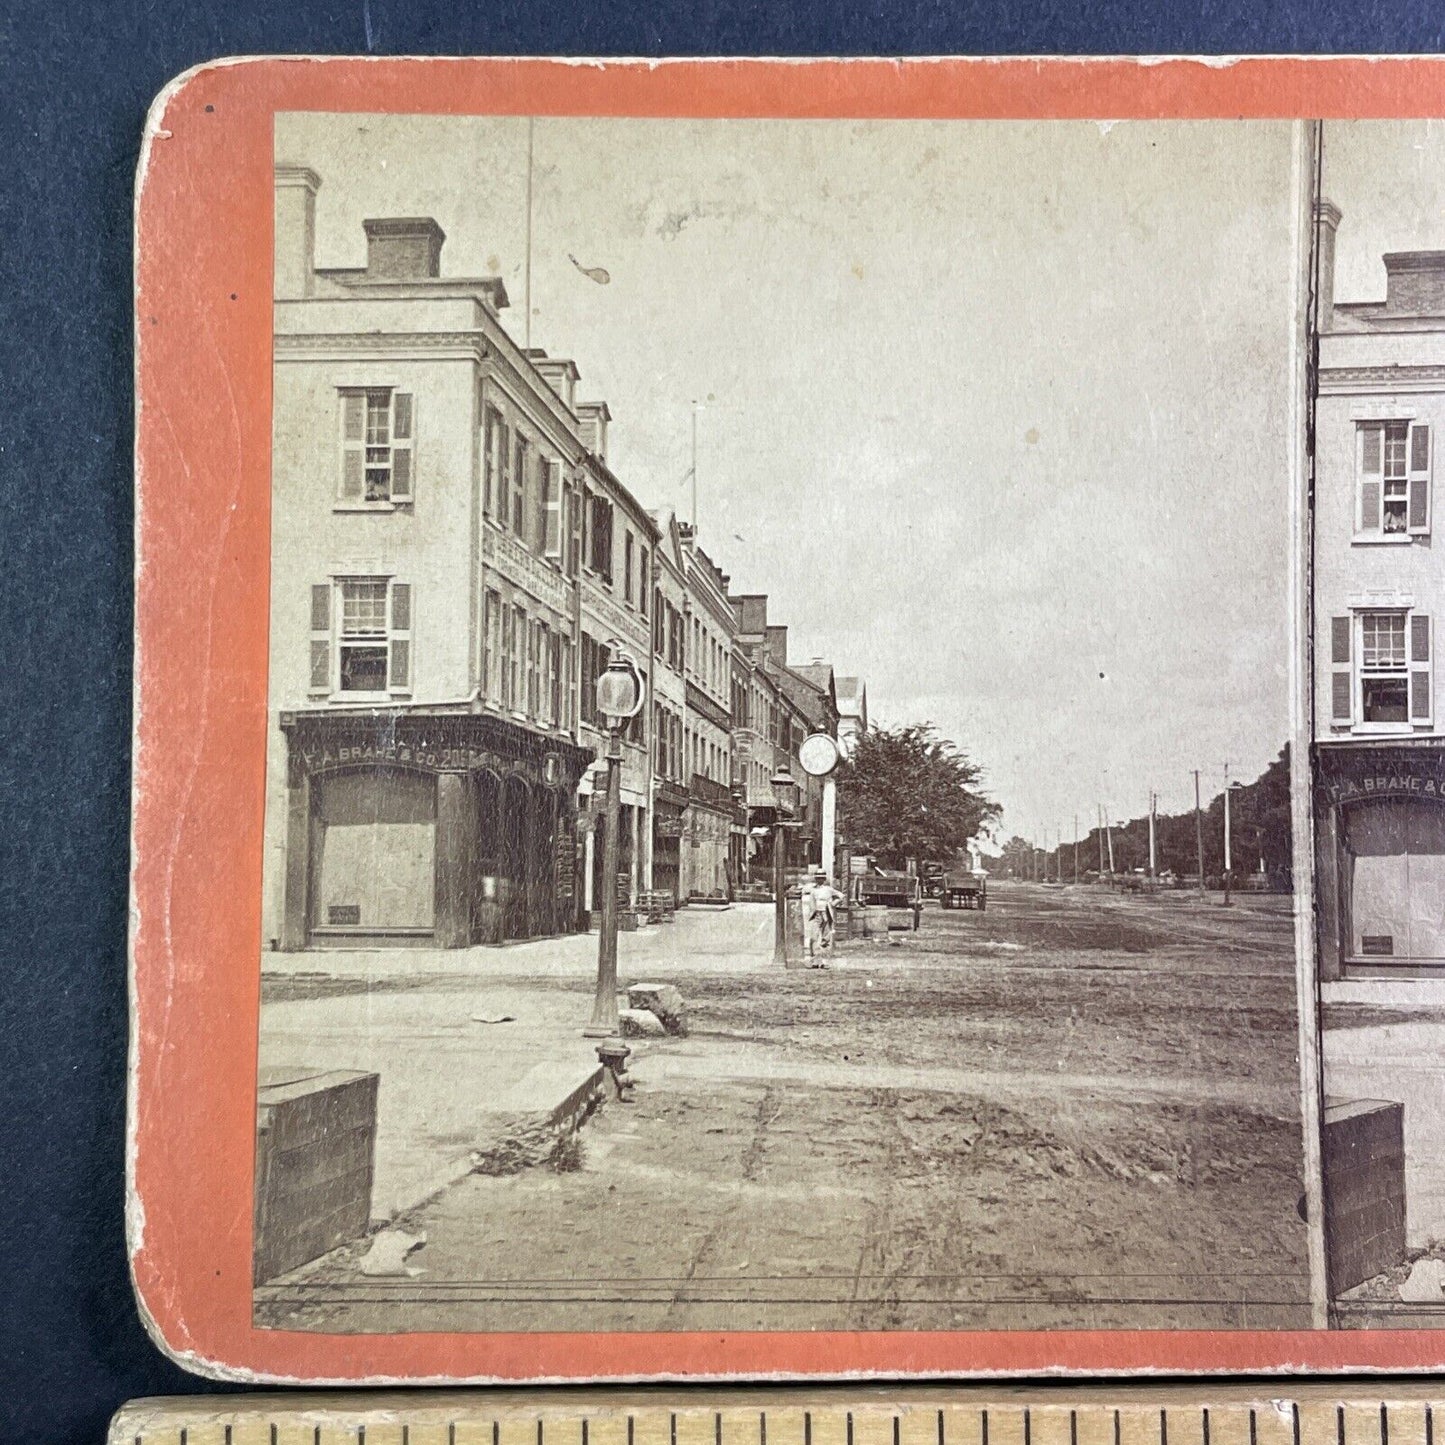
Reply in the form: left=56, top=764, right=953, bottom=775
left=341, top=394, right=366, bottom=501
left=499, top=423, right=511, bottom=528
left=1359, top=423, right=1383, bottom=533
left=389, top=582, right=412, bottom=692
left=390, top=393, right=414, bottom=501
left=1409, top=423, right=1432, bottom=535
left=1411, top=612, right=1433, bottom=722
left=1331, top=614, right=1353, bottom=723
left=309, top=583, right=331, bottom=693
left=544, top=460, right=563, bottom=560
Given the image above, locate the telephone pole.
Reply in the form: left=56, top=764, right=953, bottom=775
left=1096, top=803, right=1106, bottom=874
left=1105, top=810, right=1116, bottom=876
left=1073, top=813, right=1080, bottom=885
left=691, top=402, right=699, bottom=533
left=1193, top=769, right=1206, bottom=893
left=1222, top=762, right=1234, bottom=907
left=1147, top=791, right=1158, bottom=881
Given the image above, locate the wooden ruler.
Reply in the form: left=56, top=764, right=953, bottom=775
left=110, top=1386, right=1443, bottom=1445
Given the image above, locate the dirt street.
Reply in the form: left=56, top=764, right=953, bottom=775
left=255, top=882, right=1311, bottom=1333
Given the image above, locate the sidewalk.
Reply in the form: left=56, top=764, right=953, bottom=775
left=261, top=900, right=777, bottom=982
left=257, top=904, right=776, bottom=1222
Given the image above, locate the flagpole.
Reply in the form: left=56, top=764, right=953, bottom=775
left=524, top=117, right=534, bottom=353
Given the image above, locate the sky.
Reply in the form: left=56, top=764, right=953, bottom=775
left=279, top=113, right=1305, bottom=845
left=1323, top=121, right=1445, bottom=306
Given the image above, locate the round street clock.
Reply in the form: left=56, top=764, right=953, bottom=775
left=798, top=732, right=843, bottom=778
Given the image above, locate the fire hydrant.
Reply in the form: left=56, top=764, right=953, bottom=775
left=595, top=1039, right=635, bottom=1102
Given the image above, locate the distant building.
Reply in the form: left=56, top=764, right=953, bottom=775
left=680, top=525, right=742, bottom=898
left=835, top=676, right=869, bottom=754
left=570, top=398, right=658, bottom=920
left=647, top=509, right=691, bottom=902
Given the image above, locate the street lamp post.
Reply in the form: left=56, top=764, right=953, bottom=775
left=584, top=652, right=643, bottom=1038
left=770, top=766, right=800, bottom=967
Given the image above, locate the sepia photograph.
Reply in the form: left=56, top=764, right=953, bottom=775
left=1310, top=121, right=1445, bottom=1329
left=248, top=112, right=1315, bottom=1334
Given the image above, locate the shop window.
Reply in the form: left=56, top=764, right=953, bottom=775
left=1357, top=420, right=1430, bottom=539
left=1345, top=799, right=1445, bottom=967
left=312, top=768, right=436, bottom=934
left=312, top=577, right=412, bottom=697
left=340, top=389, right=413, bottom=505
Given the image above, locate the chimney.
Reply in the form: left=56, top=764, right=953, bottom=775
left=733, top=594, right=768, bottom=635
left=528, top=351, right=580, bottom=412
left=1314, top=198, right=1341, bottom=332
left=362, top=217, right=446, bottom=280
left=766, top=625, right=789, bottom=667
left=274, top=164, right=320, bottom=300
left=1385, top=249, right=1445, bottom=316
left=577, top=401, right=611, bottom=461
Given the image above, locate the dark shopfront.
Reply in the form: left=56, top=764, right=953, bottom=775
left=278, top=708, right=593, bottom=950
left=651, top=782, right=688, bottom=903
left=1315, top=741, right=1445, bottom=979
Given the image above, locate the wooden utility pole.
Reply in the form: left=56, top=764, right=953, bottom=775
left=1073, top=813, right=1079, bottom=885
left=1105, top=812, right=1116, bottom=875
left=1096, top=803, right=1106, bottom=874
left=1193, top=769, right=1205, bottom=893
left=1147, top=791, right=1158, bottom=880
left=1222, top=762, right=1234, bottom=907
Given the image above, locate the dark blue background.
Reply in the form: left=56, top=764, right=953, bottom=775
left=4, top=2, right=1445, bottom=1441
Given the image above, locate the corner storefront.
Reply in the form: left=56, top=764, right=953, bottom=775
left=1315, top=741, right=1445, bottom=979
left=277, top=707, right=593, bottom=950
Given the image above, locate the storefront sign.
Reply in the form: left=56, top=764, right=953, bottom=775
left=298, top=739, right=511, bottom=775
left=655, top=817, right=685, bottom=838
left=483, top=525, right=571, bottom=616
left=1324, top=771, right=1445, bottom=804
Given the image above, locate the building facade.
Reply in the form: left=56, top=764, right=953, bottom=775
left=1312, top=201, right=1445, bottom=1260
left=1313, top=202, right=1445, bottom=981
left=265, top=167, right=594, bottom=950
left=835, top=676, right=869, bottom=755
left=571, top=402, right=658, bottom=920
left=648, top=510, right=691, bottom=902
left=680, top=527, right=742, bottom=898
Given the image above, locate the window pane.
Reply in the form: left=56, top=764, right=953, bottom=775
left=1385, top=421, right=1409, bottom=479
left=1362, top=612, right=1407, bottom=667
left=1363, top=676, right=1410, bottom=722
left=339, top=645, right=388, bottom=691
left=341, top=580, right=389, bottom=636
left=365, top=391, right=391, bottom=446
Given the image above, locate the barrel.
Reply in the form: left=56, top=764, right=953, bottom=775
left=861, top=905, right=889, bottom=937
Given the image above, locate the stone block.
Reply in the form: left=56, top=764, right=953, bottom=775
left=627, top=983, right=688, bottom=1035
left=618, top=1007, right=667, bottom=1038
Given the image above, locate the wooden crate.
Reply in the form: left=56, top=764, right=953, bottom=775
left=1324, top=1096, right=1407, bottom=1295
left=254, top=1067, right=380, bottom=1285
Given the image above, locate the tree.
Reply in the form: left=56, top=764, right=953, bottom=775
left=836, top=723, right=999, bottom=868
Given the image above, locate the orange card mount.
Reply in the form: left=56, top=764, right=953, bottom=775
left=132, top=56, right=1445, bottom=1381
